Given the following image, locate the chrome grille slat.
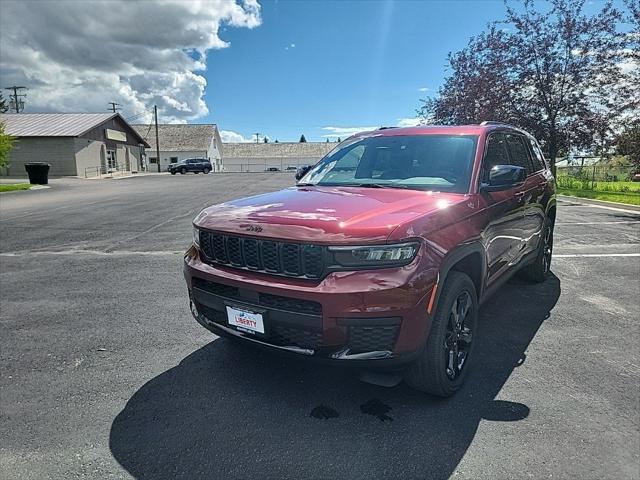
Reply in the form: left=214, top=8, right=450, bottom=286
left=199, top=230, right=325, bottom=280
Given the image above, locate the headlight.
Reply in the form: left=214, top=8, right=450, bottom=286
left=193, top=226, right=200, bottom=248
left=328, top=242, right=419, bottom=268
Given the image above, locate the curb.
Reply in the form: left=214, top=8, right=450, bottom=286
left=558, top=194, right=640, bottom=213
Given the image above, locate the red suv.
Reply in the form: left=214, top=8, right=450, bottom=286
left=184, top=123, right=556, bottom=397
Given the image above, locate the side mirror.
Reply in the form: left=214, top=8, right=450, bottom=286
left=481, top=165, right=526, bottom=192
left=295, top=165, right=312, bottom=181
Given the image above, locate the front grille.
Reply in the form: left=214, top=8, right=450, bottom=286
left=270, top=324, right=323, bottom=349
left=194, top=301, right=322, bottom=349
left=199, top=230, right=325, bottom=279
left=348, top=325, right=399, bottom=353
left=192, top=278, right=322, bottom=316
left=192, top=278, right=239, bottom=298
left=196, top=302, right=227, bottom=325
left=259, top=292, right=322, bottom=316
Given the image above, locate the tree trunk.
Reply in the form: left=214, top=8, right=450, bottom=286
left=548, top=124, right=558, bottom=177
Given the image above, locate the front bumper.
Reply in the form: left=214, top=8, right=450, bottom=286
left=184, top=246, right=436, bottom=366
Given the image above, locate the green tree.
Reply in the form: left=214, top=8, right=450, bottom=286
left=263, top=137, right=268, bottom=143
left=418, top=0, right=632, bottom=171
left=616, top=122, right=640, bottom=172
left=299, top=134, right=307, bottom=143
left=0, top=122, right=15, bottom=168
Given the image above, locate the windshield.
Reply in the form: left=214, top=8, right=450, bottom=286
left=300, top=135, right=478, bottom=193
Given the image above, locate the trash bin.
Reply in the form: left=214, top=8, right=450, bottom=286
left=24, top=162, right=51, bottom=185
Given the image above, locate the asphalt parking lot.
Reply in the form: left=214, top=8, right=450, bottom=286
left=1, top=174, right=639, bottom=480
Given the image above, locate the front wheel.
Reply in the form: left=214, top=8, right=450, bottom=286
left=170, top=171, right=176, bottom=175
left=180, top=167, right=187, bottom=175
left=404, top=271, right=478, bottom=397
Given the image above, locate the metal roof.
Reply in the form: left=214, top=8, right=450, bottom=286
left=133, top=124, right=218, bottom=152
left=0, top=112, right=118, bottom=137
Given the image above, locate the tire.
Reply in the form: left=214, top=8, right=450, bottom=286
left=520, top=216, right=554, bottom=283
left=203, top=167, right=210, bottom=174
left=170, top=171, right=176, bottom=175
left=180, top=167, right=187, bottom=175
left=404, top=271, right=478, bottom=397
left=194, top=171, right=200, bottom=174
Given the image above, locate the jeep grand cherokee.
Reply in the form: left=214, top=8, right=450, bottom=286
left=183, top=122, right=556, bottom=397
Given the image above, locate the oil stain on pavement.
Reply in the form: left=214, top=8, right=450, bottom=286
left=360, top=399, right=393, bottom=422
left=310, top=404, right=340, bottom=420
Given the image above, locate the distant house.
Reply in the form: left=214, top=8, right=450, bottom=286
left=0, top=112, right=149, bottom=177
left=222, top=142, right=334, bottom=172
left=133, top=124, right=223, bottom=172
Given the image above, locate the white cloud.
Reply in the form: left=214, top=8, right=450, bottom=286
left=396, top=117, right=423, bottom=127
left=220, top=130, right=271, bottom=143
left=418, top=87, right=431, bottom=92
left=220, top=130, right=253, bottom=143
left=285, top=43, right=296, bottom=50
left=0, top=0, right=261, bottom=123
left=320, top=126, right=378, bottom=138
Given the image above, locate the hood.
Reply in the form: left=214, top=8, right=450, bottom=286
left=194, top=186, right=467, bottom=244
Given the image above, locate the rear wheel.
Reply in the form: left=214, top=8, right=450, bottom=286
left=203, top=167, right=210, bottom=174
left=520, top=217, right=554, bottom=282
left=404, top=271, right=477, bottom=397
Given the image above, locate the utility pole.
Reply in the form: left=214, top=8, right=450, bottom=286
left=254, top=133, right=260, bottom=143
left=154, top=105, right=161, bottom=173
left=4, top=86, right=27, bottom=113
left=107, top=101, right=120, bottom=113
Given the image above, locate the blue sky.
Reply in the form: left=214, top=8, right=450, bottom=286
left=202, top=0, right=620, bottom=143
left=208, top=0, right=514, bottom=142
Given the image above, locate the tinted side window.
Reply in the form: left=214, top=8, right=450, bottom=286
left=506, top=134, right=533, bottom=174
left=483, top=133, right=510, bottom=181
left=528, top=140, right=546, bottom=172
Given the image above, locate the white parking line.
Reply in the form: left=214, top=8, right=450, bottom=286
left=558, top=200, right=640, bottom=215
left=555, top=253, right=640, bottom=258
left=556, top=221, right=639, bottom=225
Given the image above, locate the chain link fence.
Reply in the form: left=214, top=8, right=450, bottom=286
left=556, top=165, right=640, bottom=193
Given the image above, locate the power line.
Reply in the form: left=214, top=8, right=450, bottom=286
left=125, top=110, right=151, bottom=122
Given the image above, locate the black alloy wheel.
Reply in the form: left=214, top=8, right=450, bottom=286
left=444, top=290, right=473, bottom=380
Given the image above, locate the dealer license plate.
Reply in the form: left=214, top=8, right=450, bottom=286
left=226, top=306, right=265, bottom=334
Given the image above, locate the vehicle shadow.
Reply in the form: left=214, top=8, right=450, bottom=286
left=109, top=274, right=561, bottom=480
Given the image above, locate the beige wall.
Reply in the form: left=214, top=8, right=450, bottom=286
left=2, top=137, right=77, bottom=176
left=74, top=139, right=143, bottom=175
left=74, top=138, right=105, bottom=177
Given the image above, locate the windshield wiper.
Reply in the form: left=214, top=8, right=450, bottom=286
left=345, top=183, right=409, bottom=189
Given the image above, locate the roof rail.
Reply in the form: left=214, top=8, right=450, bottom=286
left=378, top=126, right=398, bottom=130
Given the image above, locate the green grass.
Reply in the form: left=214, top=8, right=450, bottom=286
left=556, top=176, right=640, bottom=193
left=0, top=183, right=31, bottom=193
left=557, top=187, right=640, bottom=206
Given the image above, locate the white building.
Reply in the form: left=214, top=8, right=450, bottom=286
left=221, top=142, right=335, bottom=172
left=133, top=124, right=223, bottom=172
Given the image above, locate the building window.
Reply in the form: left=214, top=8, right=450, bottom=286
left=170, top=157, right=178, bottom=163
left=150, top=157, right=157, bottom=164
